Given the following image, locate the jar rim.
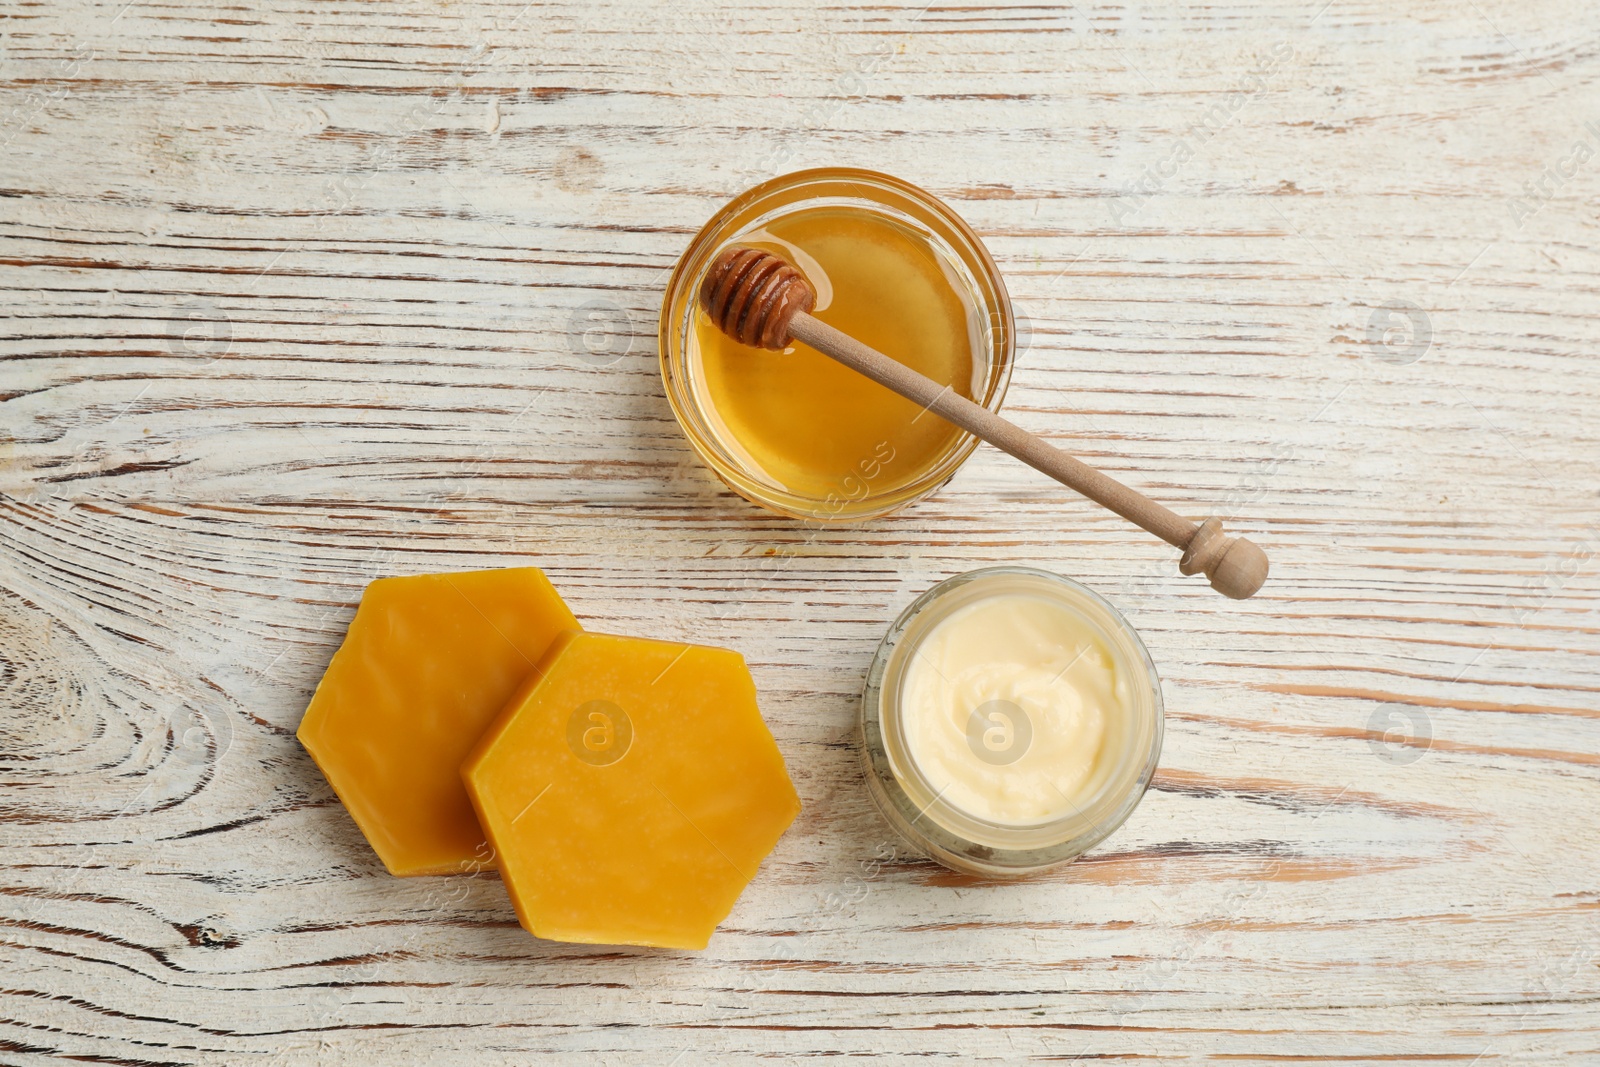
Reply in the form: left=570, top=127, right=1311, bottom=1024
left=659, top=168, right=1016, bottom=523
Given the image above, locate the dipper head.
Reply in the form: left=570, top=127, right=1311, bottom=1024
left=698, top=245, right=815, bottom=350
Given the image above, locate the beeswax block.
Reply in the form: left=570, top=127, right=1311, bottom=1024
left=462, top=631, right=800, bottom=950
left=298, top=568, right=578, bottom=877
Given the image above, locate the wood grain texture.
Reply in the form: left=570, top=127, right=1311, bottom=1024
left=2, top=0, right=1599, bottom=1062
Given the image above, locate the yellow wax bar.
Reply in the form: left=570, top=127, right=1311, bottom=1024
left=298, top=568, right=578, bottom=877
left=462, top=631, right=801, bottom=950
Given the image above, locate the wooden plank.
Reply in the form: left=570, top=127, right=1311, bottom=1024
left=2, top=0, right=1598, bottom=1062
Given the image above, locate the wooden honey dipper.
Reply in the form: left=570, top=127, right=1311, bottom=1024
left=700, top=245, right=1270, bottom=600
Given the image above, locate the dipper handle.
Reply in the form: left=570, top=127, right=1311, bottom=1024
left=786, top=313, right=1268, bottom=599
left=698, top=245, right=1269, bottom=599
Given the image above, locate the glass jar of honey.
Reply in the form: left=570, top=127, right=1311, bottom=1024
left=660, top=168, right=1016, bottom=522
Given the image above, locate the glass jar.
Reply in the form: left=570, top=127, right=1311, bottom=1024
left=659, top=168, right=1016, bottom=523
left=861, top=566, right=1164, bottom=877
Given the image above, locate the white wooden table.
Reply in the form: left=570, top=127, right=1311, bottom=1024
left=4, top=1, right=1599, bottom=1062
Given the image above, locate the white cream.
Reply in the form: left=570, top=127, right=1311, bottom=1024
left=899, top=591, right=1132, bottom=825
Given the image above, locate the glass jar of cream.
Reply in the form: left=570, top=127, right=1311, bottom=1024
left=861, top=567, right=1164, bottom=877
left=660, top=168, right=1015, bottom=523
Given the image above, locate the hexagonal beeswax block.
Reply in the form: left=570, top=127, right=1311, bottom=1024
left=462, top=631, right=801, bottom=950
left=298, top=568, right=578, bottom=877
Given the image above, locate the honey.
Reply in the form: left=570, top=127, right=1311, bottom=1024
left=688, top=205, right=983, bottom=503
left=661, top=169, right=1015, bottom=522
